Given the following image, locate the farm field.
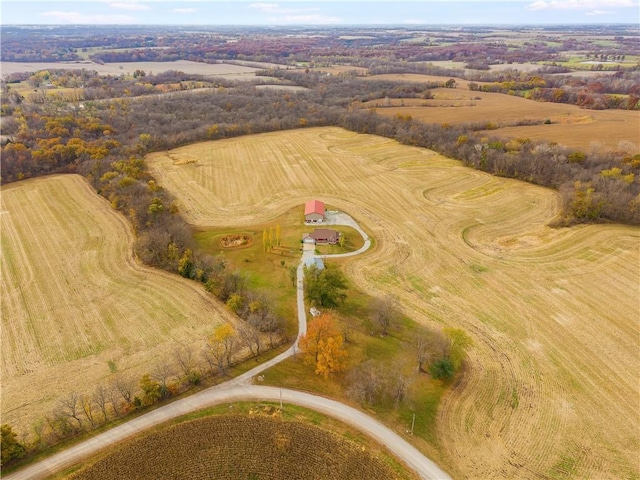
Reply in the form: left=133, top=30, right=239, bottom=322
left=65, top=408, right=417, bottom=480
left=147, top=127, right=640, bottom=479
left=0, top=60, right=260, bottom=77
left=0, top=175, right=237, bottom=433
left=359, top=74, right=640, bottom=150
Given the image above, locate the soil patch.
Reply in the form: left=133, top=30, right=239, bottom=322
left=69, top=414, right=403, bottom=480
left=220, top=233, right=253, bottom=248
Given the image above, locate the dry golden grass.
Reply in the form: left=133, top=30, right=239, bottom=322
left=359, top=74, right=639, bottom=151
left=148, top=127, right=640, bottom=480
left=0, top=175, right=236, bottom=433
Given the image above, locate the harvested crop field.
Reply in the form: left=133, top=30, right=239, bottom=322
left=1, top=175, right=236, bottom=432
left=359, top=74, right=639, bottom=151
left=68, top=413, right=411, bottom=480
left=147, top=127, right=640, bottom=479
left=0, top=60, right=259, bottom=77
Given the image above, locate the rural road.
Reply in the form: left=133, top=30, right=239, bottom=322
left=6, top=212, right=451, bottom=480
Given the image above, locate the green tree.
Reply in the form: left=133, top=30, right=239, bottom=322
left=139, top=374, right=161, bottom=406
left=304, top=264, right=348, bottom=308
left=570, top=181, right=604, bottom=221
left=430, top=357, right=454, bottom=379
left=444, top=327, right=473, bottom=370
left=178, top=248, right=194, bottom=278
left=1, top=424, right=26, bottom=466
left=226, top=293, right=244, bottom=314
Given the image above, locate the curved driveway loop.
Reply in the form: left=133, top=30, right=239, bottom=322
left=6, top=212, right=451, bottom=480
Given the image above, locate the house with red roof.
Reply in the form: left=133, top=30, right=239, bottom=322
left=304, top=199, right=325, bottom=223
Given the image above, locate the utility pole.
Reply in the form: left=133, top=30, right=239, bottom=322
left=280, top=389, right=283, bottom=410
left=411, top=412, right=416, bottom=435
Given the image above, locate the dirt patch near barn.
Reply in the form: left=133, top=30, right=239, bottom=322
left=219, top=233, right=253, bottom=248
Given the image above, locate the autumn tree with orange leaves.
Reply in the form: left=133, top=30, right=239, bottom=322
left=299, top=313, right=348, bottom=379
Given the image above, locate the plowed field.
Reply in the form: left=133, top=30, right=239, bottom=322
left=69, top=413, right=413, bottom=480
left=1, top=175, right=236, bottom=432
left=147, top=127, right=640, bottom=479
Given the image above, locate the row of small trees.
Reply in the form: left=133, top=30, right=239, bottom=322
left=2, top=321, right=287, bottom=468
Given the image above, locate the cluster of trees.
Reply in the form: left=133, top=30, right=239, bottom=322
left=1, top=425, right=26, bottom=467
left=304, top=264, right=349, bottom=309
left=468, top=72, right=640, bottom=110
left=297, top=303, right=473, bottom=410
left=346, top=327, right=472, bottom=410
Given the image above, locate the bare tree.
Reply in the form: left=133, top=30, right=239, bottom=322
left=415, top=332, right=450, bottom=373
left=370, top=294, right=399, bottom=336
left=386, top=365, right=413, bottom=407
left=202, top=340, right=228, bottom=377
left=58, top=392, right=83, bottom=430
left=80, top=394, right=97, bottom=427
left=92, top=384, right=111, bottom=422
left=152, top=362, right=175, bottom=390
left=346, top=360, right=384, bottom=405
left=237, top=321, right=262, bottom=357
left=114, top=372, right=136, bottom=406
left=341, top=319, right=355, bottom=344
left=107, top=381, right=122, bottom=416
left=45, top=409, right=75, bottom=440
left=173, top=345, right=200, bottom=385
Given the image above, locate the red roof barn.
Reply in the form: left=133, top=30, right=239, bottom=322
left=304, top=200, right=325, bottom=223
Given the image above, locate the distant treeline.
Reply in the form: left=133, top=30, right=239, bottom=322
left=2, top=70, right=638, bottom=225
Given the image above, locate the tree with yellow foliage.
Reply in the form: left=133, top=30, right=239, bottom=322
left=299, top=312, right=348, bottom=379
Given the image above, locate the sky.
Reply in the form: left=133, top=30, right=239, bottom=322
left=1, top=0, right=639, bottom=25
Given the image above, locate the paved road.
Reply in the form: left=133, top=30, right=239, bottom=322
left=6, top=212, right=451, bottom=480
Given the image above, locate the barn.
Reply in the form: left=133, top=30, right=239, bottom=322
left=304, top=200, right=325, bottom=223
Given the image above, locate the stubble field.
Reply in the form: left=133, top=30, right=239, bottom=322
left=0, top=60, right=260, bottom=77
left=359, top=74, right=640, bottom=151
left=147, top=127, right=639, bottom=479
left=1, top=175, right=236, bottom=432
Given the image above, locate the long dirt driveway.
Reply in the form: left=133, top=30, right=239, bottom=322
left=5, top=212, right=451, bottom=480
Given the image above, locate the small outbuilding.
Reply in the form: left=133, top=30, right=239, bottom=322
left=304, top=200, right=325, bottom=223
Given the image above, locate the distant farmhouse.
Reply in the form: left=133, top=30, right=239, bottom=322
left=305, top=199, right=325, bottom=223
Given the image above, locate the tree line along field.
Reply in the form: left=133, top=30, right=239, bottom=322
left=0, top=174, right=238, bottom=433
left=357, top=74, right=640, bottom=151
left=65, top=410, right=417, bottom=480
left=147, top=127, right=640, bottom=479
